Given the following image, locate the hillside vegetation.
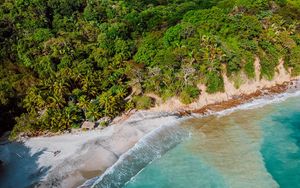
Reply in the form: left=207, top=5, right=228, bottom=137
left=1, top=0, right=300, bottom=137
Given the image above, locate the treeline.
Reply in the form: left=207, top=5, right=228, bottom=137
left=0, top=0, right=300, bottom=137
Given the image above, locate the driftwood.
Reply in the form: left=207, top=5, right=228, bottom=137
left=44, top=150, right=61, bottom=157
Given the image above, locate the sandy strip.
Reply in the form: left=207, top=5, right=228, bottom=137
left=1, top=59, right=300, bottom=188
left=0, top=112, right=181, bottom=188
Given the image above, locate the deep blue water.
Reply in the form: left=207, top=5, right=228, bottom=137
left=122, top=95, right=300, bottom=188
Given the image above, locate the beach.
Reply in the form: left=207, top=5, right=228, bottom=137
left=1, top=59, right=300, bottom=188
left=0, top=112, right=182, bottom=188
left=123, top=94, right=300, bottom=188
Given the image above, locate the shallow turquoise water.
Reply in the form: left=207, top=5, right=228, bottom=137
left=260, top=98, right=300, bottom=188
left=123, top=96, right=300, bottom=188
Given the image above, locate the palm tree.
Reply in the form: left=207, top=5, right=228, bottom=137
left=78, top=95, right=89, bottom=120
left=23, top=87, right=45, bottom=113
left=53, top=79, right=70, bottom=97
left=81, top=74, right=98, bottom=96
left=45, top=108, right=63, bottom=131
left=47, top=94, right=66, bottom=108
left=86, top=102, right=101, bottom=122
left=61, top=105, right=79, bottom=129
left=99, top=91, right=117, bottom=117
left=115, top=86, right=127, bottom=99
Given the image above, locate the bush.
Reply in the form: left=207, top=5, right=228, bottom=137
left=233, top=15, right=263, bottom=39
left=227, top=56, right=242, bottom=75
left=179, top=85, right=200, bottom=104
left=243, top=52, right=256, bottom=79
left=161, top=88, right=175, bottom=102
left=287, top=46, right=300, bottom=75
left=206, top=71, right=224, bottom=93
left=132, top=96, right=154, bottom=110
left=244, top=60, right=255, bottom=79
left=260, top=58, right=276, bottom=80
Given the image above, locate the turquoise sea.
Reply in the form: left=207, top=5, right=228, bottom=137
left=91, top=93, right=300, bottom=188
left=2, top=92, right=300, bottom=188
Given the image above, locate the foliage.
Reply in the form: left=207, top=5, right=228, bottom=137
left=179, top=85, right=200, bottom=104
left=206, top=71, right=224, bottom=93
left=132, top=96, right=154, bottom=110
left=286, top=46, right=300, bottom=76
left=1, top=0, right=300, bottom=137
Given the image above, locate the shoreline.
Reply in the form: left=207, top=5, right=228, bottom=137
left=83, top=78, right=300, bottom=188
left=1, top=61, right=300, bottom=187
left=0, top=78, right=299, bottom=188
left=149, top=58, right=300, bottom=113
left=0, top=111, right=183, bottom=188
left=191, top=79, right=299, bottom=115
left=4, top=59, right=299, bottom=140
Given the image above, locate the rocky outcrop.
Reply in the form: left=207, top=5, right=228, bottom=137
left=81, top=121, right=95, bottom=130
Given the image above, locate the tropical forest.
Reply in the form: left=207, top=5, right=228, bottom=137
left=1, top=0, right=300, bottom=138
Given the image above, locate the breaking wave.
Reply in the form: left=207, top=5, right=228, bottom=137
left=80, top=123, right=189, bottom=188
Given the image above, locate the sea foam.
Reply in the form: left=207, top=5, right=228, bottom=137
left=80, top=122, right=189, bottom=188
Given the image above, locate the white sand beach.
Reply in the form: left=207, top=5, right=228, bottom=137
left=0, top=112, right=181, bottom=188
left=1, top=59, right=300, bottom=188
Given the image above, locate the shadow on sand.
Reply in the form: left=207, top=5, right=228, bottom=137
left=0, top=142, right=50, bottom=188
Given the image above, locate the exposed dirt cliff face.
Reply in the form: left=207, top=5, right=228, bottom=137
left=150, top=58, right=300, bottom=113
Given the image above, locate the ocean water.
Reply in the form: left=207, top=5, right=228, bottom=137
left=119, top=95, right=300, bottom=188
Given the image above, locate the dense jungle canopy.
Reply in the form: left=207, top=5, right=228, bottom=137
left=0, top=0, right=300, bottom=137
